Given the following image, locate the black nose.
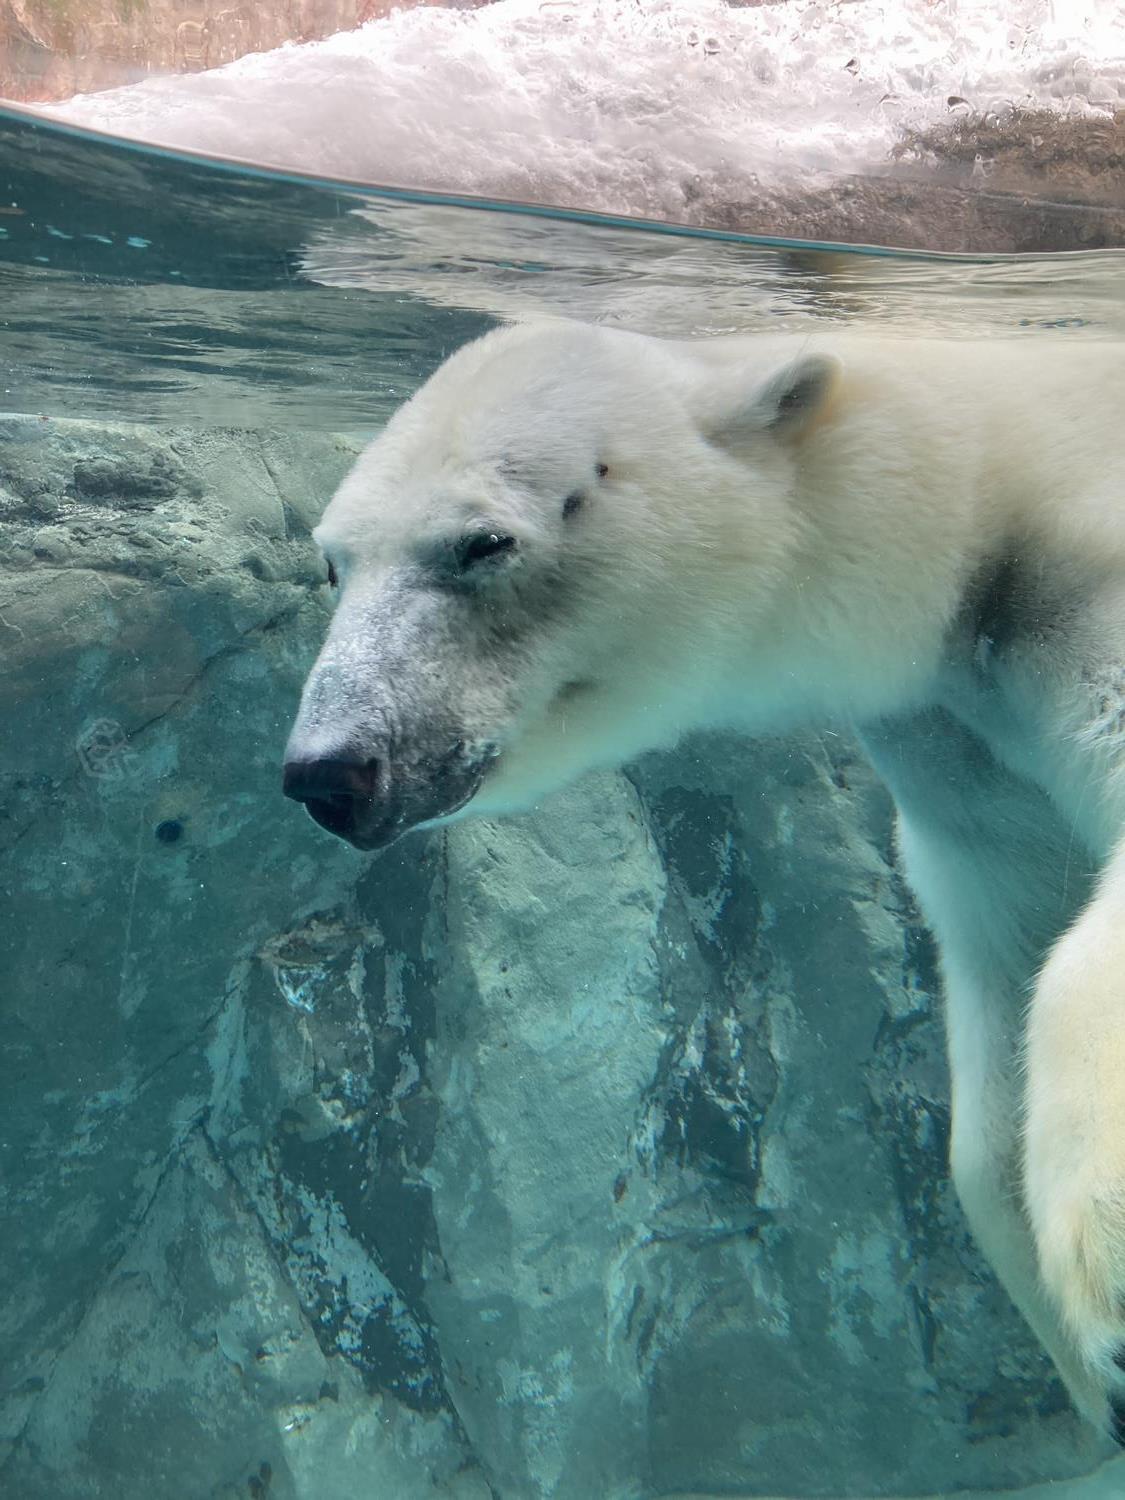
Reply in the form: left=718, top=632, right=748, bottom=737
left=282, top=756, right=380, bottom=840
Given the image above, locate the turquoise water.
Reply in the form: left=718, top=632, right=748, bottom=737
left=4, top=105, right=1125, bottom=1500
left=5, top=108, right=1125, bottom=428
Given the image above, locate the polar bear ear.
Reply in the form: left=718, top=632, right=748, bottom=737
left=705, top=353, right=840, bottom=448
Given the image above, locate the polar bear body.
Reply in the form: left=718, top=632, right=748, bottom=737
left=285, top=322, right=1125, bottom=1436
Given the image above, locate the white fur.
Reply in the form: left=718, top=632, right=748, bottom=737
left=310, top=322, right=1125, bottom=1431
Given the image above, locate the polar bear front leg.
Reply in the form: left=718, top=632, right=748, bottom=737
left=863, top=709, right=1108, bottom=1426
left=892, top=810, right=1106, bottom=1430
left=1026, top=839, right=1125, bottom=1436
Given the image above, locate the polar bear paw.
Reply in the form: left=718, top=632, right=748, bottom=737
left=1028, top=1171, right=1125, bottom=1438
left=1025, top=930, right=1125, bottom=1441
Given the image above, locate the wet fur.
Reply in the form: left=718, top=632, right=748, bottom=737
left=292, top=323, right=1125, bottom=1434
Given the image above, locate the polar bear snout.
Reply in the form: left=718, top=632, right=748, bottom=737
left=282, top=754, right=382, bottom=843
left=282, top=740, right=489, bottom=851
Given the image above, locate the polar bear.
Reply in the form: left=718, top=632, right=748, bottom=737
left=284, top=320, right=1125, bottom=1437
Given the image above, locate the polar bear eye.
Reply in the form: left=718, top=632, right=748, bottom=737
left=458, top=531, right=517, bottom=569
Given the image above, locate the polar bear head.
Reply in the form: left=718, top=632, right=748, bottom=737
left=283, top=321, right=838, bottom=849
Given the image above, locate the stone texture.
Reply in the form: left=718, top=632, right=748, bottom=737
left=0, top=416, right=491, bottom=1496
left=1, top=413, right=1124, bottom=1498
left=691, top=110, right=1125, bottom=253
left=0, top=1, right=495, bottom=105
left=427, top=774, right=668, bottom=1499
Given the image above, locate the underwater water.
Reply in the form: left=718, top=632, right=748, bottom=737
left=5, top=99, right=1125, bottom=1500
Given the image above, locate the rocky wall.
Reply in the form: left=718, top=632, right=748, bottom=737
left=0, top=1, right=494, bottom=104
left=0, top=414, right=1121, bottom=1498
